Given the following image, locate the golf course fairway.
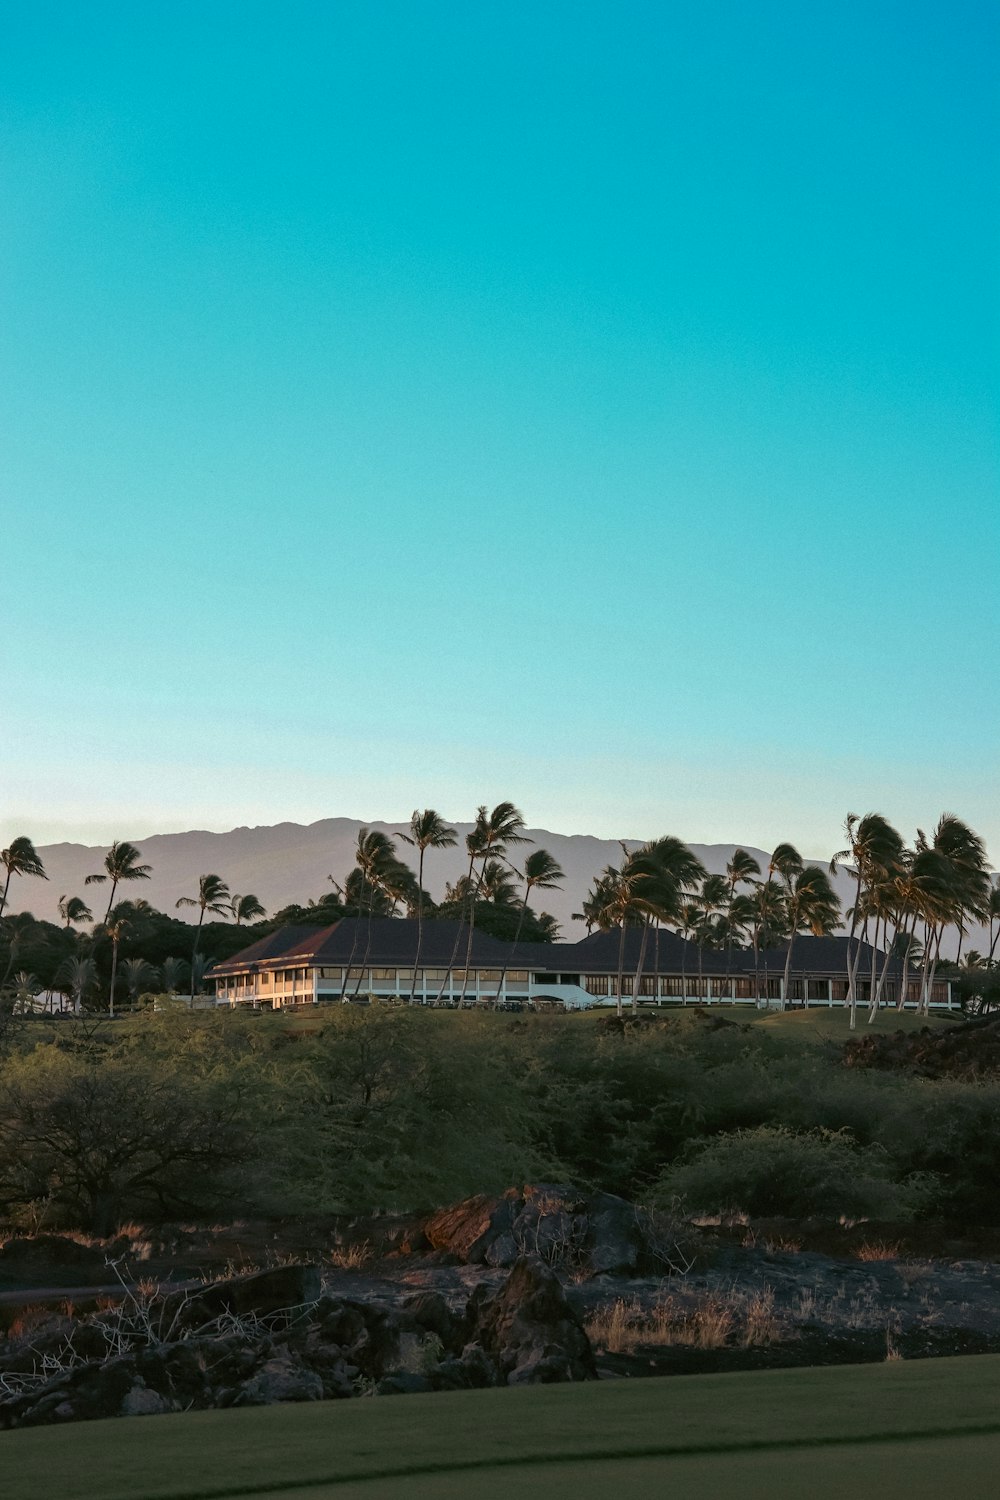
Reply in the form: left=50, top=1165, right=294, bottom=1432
left=3, top=1353, right=1000, bottom=1499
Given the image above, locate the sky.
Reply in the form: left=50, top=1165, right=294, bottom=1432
left=1, top=1, right=997, bottom=862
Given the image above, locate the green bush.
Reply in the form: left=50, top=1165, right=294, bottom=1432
left=651, top=1125, right=932, bottom=1221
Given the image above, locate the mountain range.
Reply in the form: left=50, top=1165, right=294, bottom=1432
left=8, top=818, right=848, bottom=936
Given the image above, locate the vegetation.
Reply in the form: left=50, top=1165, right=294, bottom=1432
left=0, top=1004, right=998, bottom=1232
left=3, top=1354, right=1000, bottom=1500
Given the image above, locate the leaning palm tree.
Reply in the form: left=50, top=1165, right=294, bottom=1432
left=830, top=813, right=905, bottom=1028
left=58, top=894, right=93, bottom=929
left=395, top=810, right=458, bottom=1002
left=781, top=865, right=841, bottom=1009
left=230, top=893, right=267, bottom=926
left=85, top=841, right=152, bottom=922
left=0, top=837, right=47, bottom=920
left=176, top=874, right=231, bottom=1005
left=456, top=802, right=530, bottom=1004
left=491, top=849, right=564, bottom=1006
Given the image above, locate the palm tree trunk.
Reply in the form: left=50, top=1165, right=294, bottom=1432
left=109, top=938, right=119, bottom=1017
left=615, top=923, right=627, bottom=1019
left=493, top=890, right=531, bottom=1008
left=435, top=852, right=478, bottom=1003
left=190, top=909, right=205, bottom=1007
left=409, top=848, right=425, bottom=1004
left=845, top=870, right=863, bottom=1029
left=633, top=917, right=650, bottom=1013
left=782, top=924, right=797, bottom=1010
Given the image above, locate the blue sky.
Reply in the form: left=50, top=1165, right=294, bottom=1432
left=1, top=1, right=997, bottom=860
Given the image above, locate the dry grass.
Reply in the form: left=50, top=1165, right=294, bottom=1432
left=586, top=1287, right=785, bottom=1355
left=855, top=1239, right=901, bottom=1262
left=326, top=1240, right=373, bottom=1271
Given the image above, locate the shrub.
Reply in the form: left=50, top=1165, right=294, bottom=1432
left=652, top=1125, right=931, bottom=1221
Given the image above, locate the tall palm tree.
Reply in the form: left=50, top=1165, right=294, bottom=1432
left=85, top=841, right=151, bottom=922
left=176, top=874, right=231, bottom=1005
left=58, top=894, right=93, bottom=929
left=230, top=893, right=267, bottom=925
left=491, top=848, right=564, bottom=1006
left=103, top=904, right=131, bottom=1017
left=912, top=815, right=991, bottom=1016
left=395, top=810, right=457, bottom=1002
left=830, top=814, right=905, bottom=1029
left=0, top=837, right=47, bottom=920
left=435, top=803, right=528, bottom=1004
left=781, top=865, right=840, bottom=1009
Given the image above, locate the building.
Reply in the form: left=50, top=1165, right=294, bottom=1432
left=208, top=917, right=958, bottom=1011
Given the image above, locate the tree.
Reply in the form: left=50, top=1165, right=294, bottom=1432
left=0, top=1049, right=252, bottom=1233
left=58, top=894, right=93, bottom=929
left=85, top=841, right=152, bottom=923
left=176, top=874, right=231, bottom=1005
left=780, top=864, right=841, bottom=1009
left=394, top=810, right=458, bottom=1002
left=0, top=836, right=47, bottom=921
left=830, top=814, right=905, bottom=1029
left=437, top=803, right=529, bottom=1004
left=160, top=956, right=190, bottom=994
left=103, top=905, right=131, bottom=1017
left=54, top=954, right=97, bottom=1016
left=491, top=848, right=564, bottom=1006
left=11, top=971, right=41, bottom=1015
left=230, top=893, right=266, bottom=926
left=121, top=956, right=157, bottom=1005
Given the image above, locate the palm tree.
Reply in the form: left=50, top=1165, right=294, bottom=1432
left=161, top=956, right=189, bottom=995
left=491, top=848, right=564, bottom=1006
left=11, top=971, right=40, bottom=1015
left=85, top=841, right=152, bottom=922
left=176, top=874, right=231, bottom=1005
left=911, top=816, right=990, bottom=1016
left=988, top=883, right=1000, bottom=967
left=103, top=904, right=131, bottom=1017
left=830, top=814, right=905, bottom=1029
left=395, top=810, right=457, bottom=1002
left=121, top=956, right=157, bottom=1006
left=436, top=803, right=529, bottom=1004
left=781, top=865, right=840, bottom=1009
left=58, top=894, right=93, bottom=929
left=0, top=837, right=47, bottom=920
left=230, top=893, right=267, bottom=925
left=54, top=954, right=96, bottom=1016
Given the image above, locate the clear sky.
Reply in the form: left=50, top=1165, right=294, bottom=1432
left=1, top=1, right=997, bottom=861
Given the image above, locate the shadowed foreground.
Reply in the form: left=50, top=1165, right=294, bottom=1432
left=3, top=1354, right=1000, bottom=1499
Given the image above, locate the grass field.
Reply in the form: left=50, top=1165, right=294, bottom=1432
left=3, top=1354, right=999, bottom=1499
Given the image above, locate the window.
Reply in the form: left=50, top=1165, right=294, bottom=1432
left=712, top=979, right=734, bottom=998
left=422, top=969, right=447, bottom=981
left=786, top=980, right=804, bottom=1001
left=807, top=980, right=828, bottom=1001
left=661, top=977, right=685, bottom=997
left=638, top=977, right=657, bottom=995
left=619, top=977, right=633, bottom=996
left=586, top=976, right=609, bottom=995
left=734, top=979, right=755, bottom=999
left=260, top=973, right=272, bottom=987
left=477, top=970, right=501, bottom=982
left=320, top=968, right=342, bottom=980
left=507, top=970, right=528, bottom=982
left=371, top=968, right=395, bottom=980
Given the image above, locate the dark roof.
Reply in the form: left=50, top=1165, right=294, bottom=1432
left=209, top=919, right=888, bottom=980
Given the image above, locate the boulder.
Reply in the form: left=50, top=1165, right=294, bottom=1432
left=158, top=1263, right=321, bottom=1333
left=467, top=1258, right=596, bottom=1385
left=236, top=1355, right=324, bottom=1406
left=0, top=1235, right=109, bottom=1290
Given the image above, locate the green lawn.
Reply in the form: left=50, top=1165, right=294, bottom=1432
left=4, top=1355, right=1000, bottom=1499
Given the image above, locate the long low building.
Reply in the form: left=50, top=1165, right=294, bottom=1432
left=208, top=917, right=958, bottom=1011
